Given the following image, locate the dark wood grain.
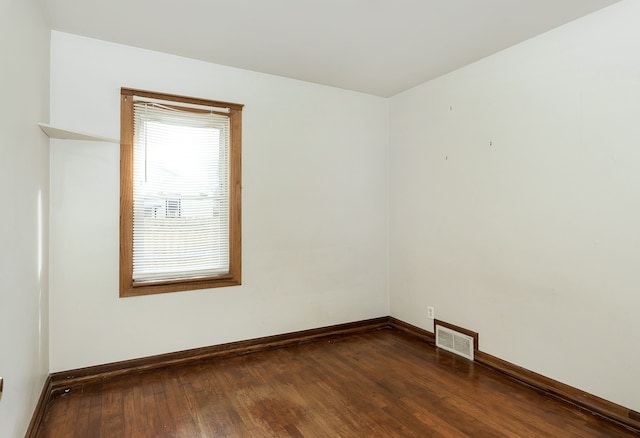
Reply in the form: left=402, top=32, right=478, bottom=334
left=36, top=328, right=638, bottom=437
left=389, top=317, right=640, bottom=432
left=388, top=317, right=436, bottom=344
left=25, top=375, right=52, bottom=438
left=48, top=318, right=389, bottom=395
left=475, top=350, right=640, bottom=434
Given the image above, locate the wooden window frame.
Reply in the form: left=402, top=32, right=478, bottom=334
left=120, top=88, right=243, bottom=297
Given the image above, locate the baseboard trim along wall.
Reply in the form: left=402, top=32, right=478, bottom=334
left=473, top=351, right=640, bottom=433
left=50, top=317, right=389, bottom=392
left=25, top=375, right=52, bottom=438
left=27, top=316, right=640, bottom=435
left=387, top=317, right=640, bottom=433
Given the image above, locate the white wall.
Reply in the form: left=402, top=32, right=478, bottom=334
left=389, top=0, right=639, bottom=411
left=49, top=31, right=389, bottom=372
left=0, top=0, right=50, bottom=436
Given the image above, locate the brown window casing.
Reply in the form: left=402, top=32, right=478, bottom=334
left=120, top=88, right=243, bottom=297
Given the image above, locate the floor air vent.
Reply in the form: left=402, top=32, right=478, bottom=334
left=435, top=323, right=475, bottom=361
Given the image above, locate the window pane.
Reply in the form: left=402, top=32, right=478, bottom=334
left=132, top=104, right=230, bottom=282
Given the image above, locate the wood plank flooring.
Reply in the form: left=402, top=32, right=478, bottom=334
left=37, top=329, right=638, bottom=437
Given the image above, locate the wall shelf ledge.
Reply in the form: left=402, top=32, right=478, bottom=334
left=38, top=123, right=118, bottom=143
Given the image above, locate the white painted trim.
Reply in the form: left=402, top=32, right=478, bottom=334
left=38, top=123, right=118, bottom=143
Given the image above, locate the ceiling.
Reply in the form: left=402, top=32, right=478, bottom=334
left=42, top=0, right=620, bottom=97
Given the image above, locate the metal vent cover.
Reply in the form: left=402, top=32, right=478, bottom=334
left=436, top=324, right=474, bottom=361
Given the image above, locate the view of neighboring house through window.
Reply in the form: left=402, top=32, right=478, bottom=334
left=120, top=88, right=243, bottom=297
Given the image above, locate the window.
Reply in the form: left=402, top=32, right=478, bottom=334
left=120, top=88, right=243, bottom=297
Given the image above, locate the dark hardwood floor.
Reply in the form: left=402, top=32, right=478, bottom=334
left=37, top=329, right=638, bottom=437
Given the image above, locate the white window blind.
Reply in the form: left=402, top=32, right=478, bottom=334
left=132, top=100, right=230, bottom=283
